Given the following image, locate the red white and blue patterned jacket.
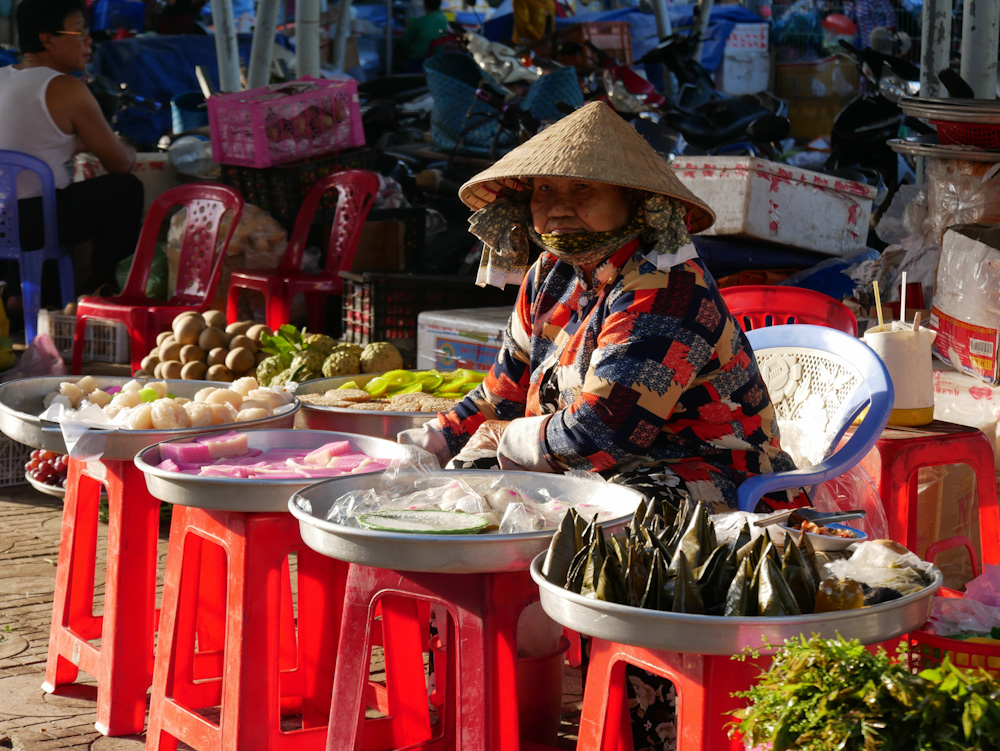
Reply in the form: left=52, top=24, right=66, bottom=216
left=434, top=238, right=796, bottom=509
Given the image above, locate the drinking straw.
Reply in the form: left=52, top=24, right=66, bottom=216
left=900, top=271, right=908, bottom=326
left=873, top=281, right=884, bottom=332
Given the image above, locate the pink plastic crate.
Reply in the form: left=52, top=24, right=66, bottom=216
left=208, top=76, right=365, bottom=168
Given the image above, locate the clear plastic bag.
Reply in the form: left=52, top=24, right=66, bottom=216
left=824, top=539, right=936, bottom=595
left=810, top=465, right=889, bottom=540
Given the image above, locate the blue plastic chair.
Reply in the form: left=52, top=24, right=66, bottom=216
left=0, top=150, right=75, bottom=344
left=737, top=324, right=894, bottom=512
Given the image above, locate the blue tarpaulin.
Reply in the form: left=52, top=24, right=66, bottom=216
left=87, top=34, right=271, bottom=148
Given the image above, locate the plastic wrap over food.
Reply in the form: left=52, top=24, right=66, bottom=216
left=824, top=539, right=936, bottom=595
left=324, top=462, right=617, bottom=534
left=927, top=565, right=1000, bottom=636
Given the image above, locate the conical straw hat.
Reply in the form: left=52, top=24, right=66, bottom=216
left=458, top=101, right=715, bottom=233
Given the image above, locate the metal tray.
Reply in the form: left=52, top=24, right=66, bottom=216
left=290, top=470, right=644, bottom=574
left=0, top=376, right=299, bottom=461
left=293, top=373, right=453, bottom=439
left=888, top=137, right=1000, bottom=162
left=899, top=97, right=1000, bottom=123
left=530, top=553, right=943, bottom=655
left=135, top=429, right=414, bottom=512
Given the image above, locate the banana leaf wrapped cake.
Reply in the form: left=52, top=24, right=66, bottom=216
left=543, top=497, right=936, bottom=618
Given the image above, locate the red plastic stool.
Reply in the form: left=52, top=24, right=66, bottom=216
left=146, top=505, right=344, bottom=751
left=857, top=420, right=1000, bottom=566
left=327, top=565, right=559, bottom=751
left=576, top=639, right=768, bottom=751
left=43, top=457, right=162, bottom=735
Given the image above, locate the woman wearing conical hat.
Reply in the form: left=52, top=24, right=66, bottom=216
left=400, top=101, right=800, bottom=515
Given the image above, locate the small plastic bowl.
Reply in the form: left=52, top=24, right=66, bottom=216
left=777, top=523, right=868, bottom=552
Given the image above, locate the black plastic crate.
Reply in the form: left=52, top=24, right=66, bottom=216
left=219, top=147, right=375, bottom=228
left=339, top=271, right=517, bottom=367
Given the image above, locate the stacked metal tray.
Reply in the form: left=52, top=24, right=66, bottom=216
left=899, top=97, right=1000, bottom=125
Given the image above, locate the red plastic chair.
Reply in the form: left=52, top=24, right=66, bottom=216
left=721, top=284, right=859, bottom=336
left=70, top=183, right=244, bottom=375
left=226, top=169, right=380, bottom=332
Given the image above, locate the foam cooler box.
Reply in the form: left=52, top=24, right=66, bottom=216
left=671, top=156, right=877, bottom=257
left=416, top=307, right=512, bottom=372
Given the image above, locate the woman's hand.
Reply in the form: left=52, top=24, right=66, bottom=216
left=464, top=420, right=511, bottom=452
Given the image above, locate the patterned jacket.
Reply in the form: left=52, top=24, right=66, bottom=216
left=435, top=238, right=796, bottom=509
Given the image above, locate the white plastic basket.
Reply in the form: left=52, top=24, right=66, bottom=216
left=37, top=310, right=130, bottom=363
left=0, top=434, right=33, bottom=488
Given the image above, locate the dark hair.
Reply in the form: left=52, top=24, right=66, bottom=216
left=424, top=0, right=442, bottom=12
left=16, top=0, right=87, bottom=54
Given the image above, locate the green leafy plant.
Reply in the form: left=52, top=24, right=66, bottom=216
left=258, top=324, right=305, bottom=366
left=729, top=634, right=1000, bottom=750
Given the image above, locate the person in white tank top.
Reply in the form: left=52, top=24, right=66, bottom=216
left=2, top=0, right=144, bottom=308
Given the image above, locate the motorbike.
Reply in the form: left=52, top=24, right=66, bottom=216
left=825, top=39, right=923, bottom=201
left=86, top=74, right=163, bottom=142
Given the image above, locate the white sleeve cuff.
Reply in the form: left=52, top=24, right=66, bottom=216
left=497, top=414, right=554, bottom=473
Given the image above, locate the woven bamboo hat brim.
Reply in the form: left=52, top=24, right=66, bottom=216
left=458, top=101, right=715, bottom=233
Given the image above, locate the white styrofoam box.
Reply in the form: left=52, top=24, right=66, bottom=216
left=716, top=49, right=770, bottom=95
left=671, top=156, right=877, bottom=257
left=726, top=22, right=769, bottom=51
left=417, top=307, right=512, bottom=372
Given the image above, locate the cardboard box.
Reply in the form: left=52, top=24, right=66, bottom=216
left=931, top=225, right=1000, bottom=385
left=416, top=307, right=511, bottom=372
left=773, top=55, right=859, bottom=140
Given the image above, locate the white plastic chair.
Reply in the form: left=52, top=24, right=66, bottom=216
left=737, top=324, right=895, bottom=512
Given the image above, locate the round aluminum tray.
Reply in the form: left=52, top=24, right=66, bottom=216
left=530, top=553, right=943, bottom=655
left=889, top=137, right=1000, bottom=162
left=900, top=97, right=1000, bottom=124
left=135, top=429, right=415, bottom=512
left=290, top=470, right=644, bottom=574
left=0, top=376, right=299, bottom=461
left=293, top=373, right=458, bottom=439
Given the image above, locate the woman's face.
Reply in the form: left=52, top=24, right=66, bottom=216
left=530, top=177, right=631, bottom=235
left=44, top=11, right=92, bottom=72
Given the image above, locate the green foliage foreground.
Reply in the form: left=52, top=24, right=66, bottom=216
left=729, top=635, right=1000, bottom=750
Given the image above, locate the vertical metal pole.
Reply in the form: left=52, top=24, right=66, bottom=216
left=919, top=0, right=951, bottom=99
left=297, top=0, right=322, bottom=77
left=248, top=0, right=281, bottom=88
left=960, top=0, right=1000, bottom=98
left=650, top=0, right=676, bottom=102
left=213, top=0, right=243, bottom=92
left=691, top=0, right=714, bottom=65
left=385, top=0, right=393, bottom=76
left=332, top=0, right=355, bottom=72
